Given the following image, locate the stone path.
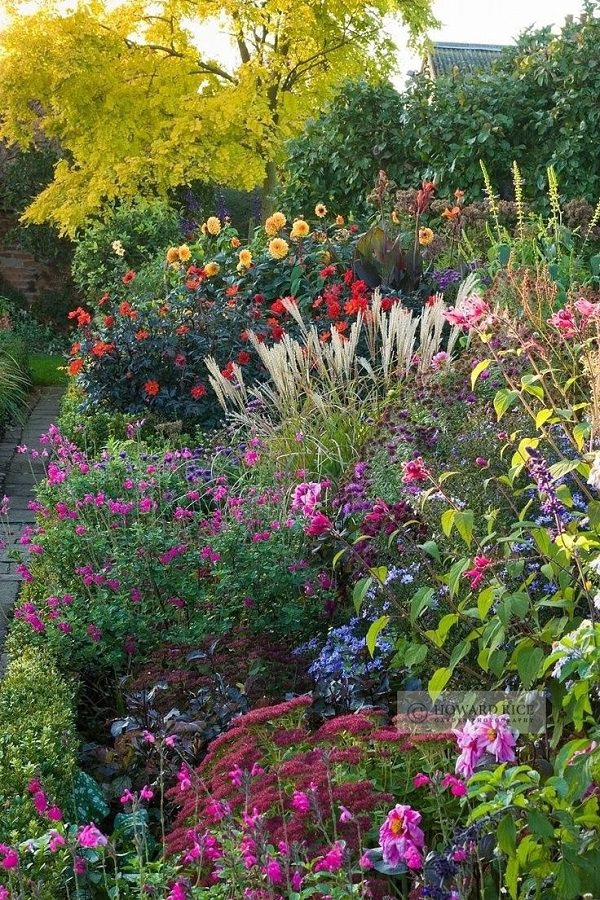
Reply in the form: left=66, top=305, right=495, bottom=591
left=0, top=386, right=64, bottom=674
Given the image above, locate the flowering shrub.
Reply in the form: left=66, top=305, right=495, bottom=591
left=166, top=696, right=462, bottom=894
left=8, top=426, right=335, bottom=677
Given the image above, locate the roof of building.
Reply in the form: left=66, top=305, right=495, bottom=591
left=426, top=42, right=506, bottom=78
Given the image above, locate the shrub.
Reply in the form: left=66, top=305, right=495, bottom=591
left=71, top=200, right=182, bottom=299
left=166, top=696, right=459, bottom=891
left=0, top=649, right=78, bottom=843
left=7, top=426, right=332, bottom=679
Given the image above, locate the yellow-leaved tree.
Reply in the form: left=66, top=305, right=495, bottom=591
left=0, top=0, right=434, bottom=233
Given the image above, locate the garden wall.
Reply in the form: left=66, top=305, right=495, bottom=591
left=0, top=212, right=67, bottom=302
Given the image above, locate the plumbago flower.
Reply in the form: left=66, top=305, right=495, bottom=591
left=454, top=714, right=517, bottom=778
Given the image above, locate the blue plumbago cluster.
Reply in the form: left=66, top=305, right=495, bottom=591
left=295, top=615, right=394, bottom=681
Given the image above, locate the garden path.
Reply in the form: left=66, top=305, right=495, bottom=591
left=0, top=386, right=64, bottom=676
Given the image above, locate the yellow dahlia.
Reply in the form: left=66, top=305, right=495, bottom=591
left=315, top=202, right=327, bottom=218
left=290, top=218, right=310, bottom=240
left=178, top=244, right=191, bottom=262
left=230, top=237, right=241, bottom=249
left=204, top=261, right=221, bottom=277
left=166, top=247, right=180, bottom=264
left=206, top=216, right=222, bottom=235
left=239, top=249, right=252, bottom=267
left=418, top=227, right=434, bottom=246
left=335, top=214, right=345, bottom=225
left=265, top=212, right=287, bottom=236
left=268, top=238, right=289, bottom=260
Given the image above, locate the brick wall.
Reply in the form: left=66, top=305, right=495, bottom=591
left=0, top=212, right=67, bottom=302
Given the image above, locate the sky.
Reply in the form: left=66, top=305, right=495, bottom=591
left=0, top=0, right=587, bottom=69
left=392, top=0, right=585, bottom=79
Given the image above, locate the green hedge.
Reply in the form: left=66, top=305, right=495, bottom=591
left=0, top=648, right=78, bottom=843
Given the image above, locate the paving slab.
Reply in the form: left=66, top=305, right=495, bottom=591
left=0, top=387, right=65, bottom=675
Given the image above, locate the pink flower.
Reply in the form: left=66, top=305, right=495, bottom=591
left=291, top=790, right=311, bottom=813
left=177, top=765, right=192, bottom=791
left=291, top=481, right=322, bottom=516
left=229, top=764, right=244, bottom=787
left=0, top=848, right=19, bottom=870
left=379, top=804, right=425, bottom=869
left=463, top=554, right=492, bottom=590
left=244, top=450, right=259, bottom=466
left=291, top=871, right=303, bottom=890
left=305, top=512, right=332, bottom=537
left=412, top=773, right=431, bottom=789
left=47, top=806, right=63, bottom=821
left=314, top=841, right=345, bottom=873
left=49, top=831, right=65, bottom=853
left=431, top=350, right=450, bottom=371
left=339, top=805, right=354, bottom=823
left=454, top=714, right=516, bottom=777
left=120, top=789, right=135, bottom=805
left=87, top=624, right=102, bottom=642
left=167, top=881, right=187, bottom=900
left=575, top=298, right=599, bottom=317
left=402, top=456, right=429, bottom=484
left=405, top=845, right=423, bottom=870
left=359, top=852, right=374, bottom=870
left=142, top=730, right=155, bottom=744
left=139, top=785, right=154, bottom=801
left=453, top=848, right=467, bottom=862
left=33, top=791, right=48, bottom=814
left=441, top=774, right=467, bottom=797
left=77, top=824, right=108, bottom=849
left=548, top=308, right=576, bottom=337
left=444, top=294, right=490, bottom=330
left=264, top=858, right=283, bottom=884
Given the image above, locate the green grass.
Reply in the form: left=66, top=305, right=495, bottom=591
left=29, top=354, right=67, bottom=386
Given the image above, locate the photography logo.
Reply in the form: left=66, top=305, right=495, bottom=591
left=396, top=690, right=546, bottom=734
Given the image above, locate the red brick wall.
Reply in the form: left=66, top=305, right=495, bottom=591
left=0, top=212, right=67, bottom=302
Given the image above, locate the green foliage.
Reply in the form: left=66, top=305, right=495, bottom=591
left=0, top=146, right=73, bottom=268
left=0, top=649, right=78, bottom=842
left=71, top=200, right=182, bottom=299
left=281, top=6, right=600, bottom=214
left=28, top=354, right=67, bottom=386
left=0, top=331, right=30, bottom=427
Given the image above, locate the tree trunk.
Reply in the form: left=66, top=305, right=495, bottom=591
left=261, top=158, right=278, bottom=219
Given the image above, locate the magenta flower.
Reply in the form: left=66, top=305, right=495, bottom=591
left=305, top=512, right=332, bottom=537
left=167, top=882, right=187, bottom=900
left=548, top=307, right=577, bottom=337
left=177, top=765, right=192, bottom=791
left=463, top=554, right=492, bottom=590
left=139, top=785, right=154, bottom=801
left=412, top=773, right=431, bottom=789
left=291, top=790, right=311, bottom=813
left=291, top=481, right=322, bottom=516
left=0, top=847, right=19, bottom=870
left=401, top=456, right=429, bottom=485
left=314, top=841, right=345, bottom=873
left=77, top=824, right=108, bottom=849
left=379, top=804, right=425, bottom=869
left=263, top=858, right=283, bottom=884
left=339, top=805, right=354, bottom=823
left=441, top=774, right=467, bottom=797
left=48, top=831, right=65, bottom=853
left=47, top=805, right=63, bottom=821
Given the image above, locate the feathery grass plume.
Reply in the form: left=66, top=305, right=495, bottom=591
left=480, top=160, right=501, bottom=240
left=547, top=166, right=562, bottom=260
left=512, top=161, right=525, bottom=243
left=205, top=300, right=460, bottom=476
